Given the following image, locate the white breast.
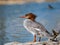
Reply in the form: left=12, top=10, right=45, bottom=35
left=23, top=19, right=40, bottom=35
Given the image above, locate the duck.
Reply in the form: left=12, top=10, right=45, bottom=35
left=20, top=13, right=52, bottom=42
left=48, top=4, right=54, bottom=9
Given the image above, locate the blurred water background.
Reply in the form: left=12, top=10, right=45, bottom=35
left=0, top=2, right=60, bottom=45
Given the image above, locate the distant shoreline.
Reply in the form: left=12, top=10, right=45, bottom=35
left=0, top=1, right=59, bottom=5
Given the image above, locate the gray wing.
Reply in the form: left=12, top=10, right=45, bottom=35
left=31, top=22, right=52, bottom=37
left=32, top=22, right=47, bottom=32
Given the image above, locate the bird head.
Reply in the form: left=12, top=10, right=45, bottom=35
left=20, top=13, right=37, bottom=21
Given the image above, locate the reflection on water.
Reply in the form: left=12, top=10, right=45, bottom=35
left=0, top=17, right=6, bottom=45
left=0, top=2, right=60, bottom=45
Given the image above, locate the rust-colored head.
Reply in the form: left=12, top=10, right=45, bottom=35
left=20, top=13, right=37, bottom=21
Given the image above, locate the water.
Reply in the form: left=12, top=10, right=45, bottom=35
left=0, top=2, right=60, bottom=45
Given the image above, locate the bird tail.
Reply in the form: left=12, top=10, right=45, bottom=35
left=45, top=30, right=53, bottom=37
left=52, top=29, right=59, bottom=36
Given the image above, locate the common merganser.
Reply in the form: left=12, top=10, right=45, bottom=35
left=20, top=13, right=52, bottom=42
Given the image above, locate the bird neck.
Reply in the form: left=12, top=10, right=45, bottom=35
left=29, top=18, right=35, bottom=21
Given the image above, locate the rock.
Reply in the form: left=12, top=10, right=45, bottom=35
left=4, top=41, right=60, bottom=45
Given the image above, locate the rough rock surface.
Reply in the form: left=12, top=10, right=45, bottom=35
left=4, top=41, right=60, bottom=45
